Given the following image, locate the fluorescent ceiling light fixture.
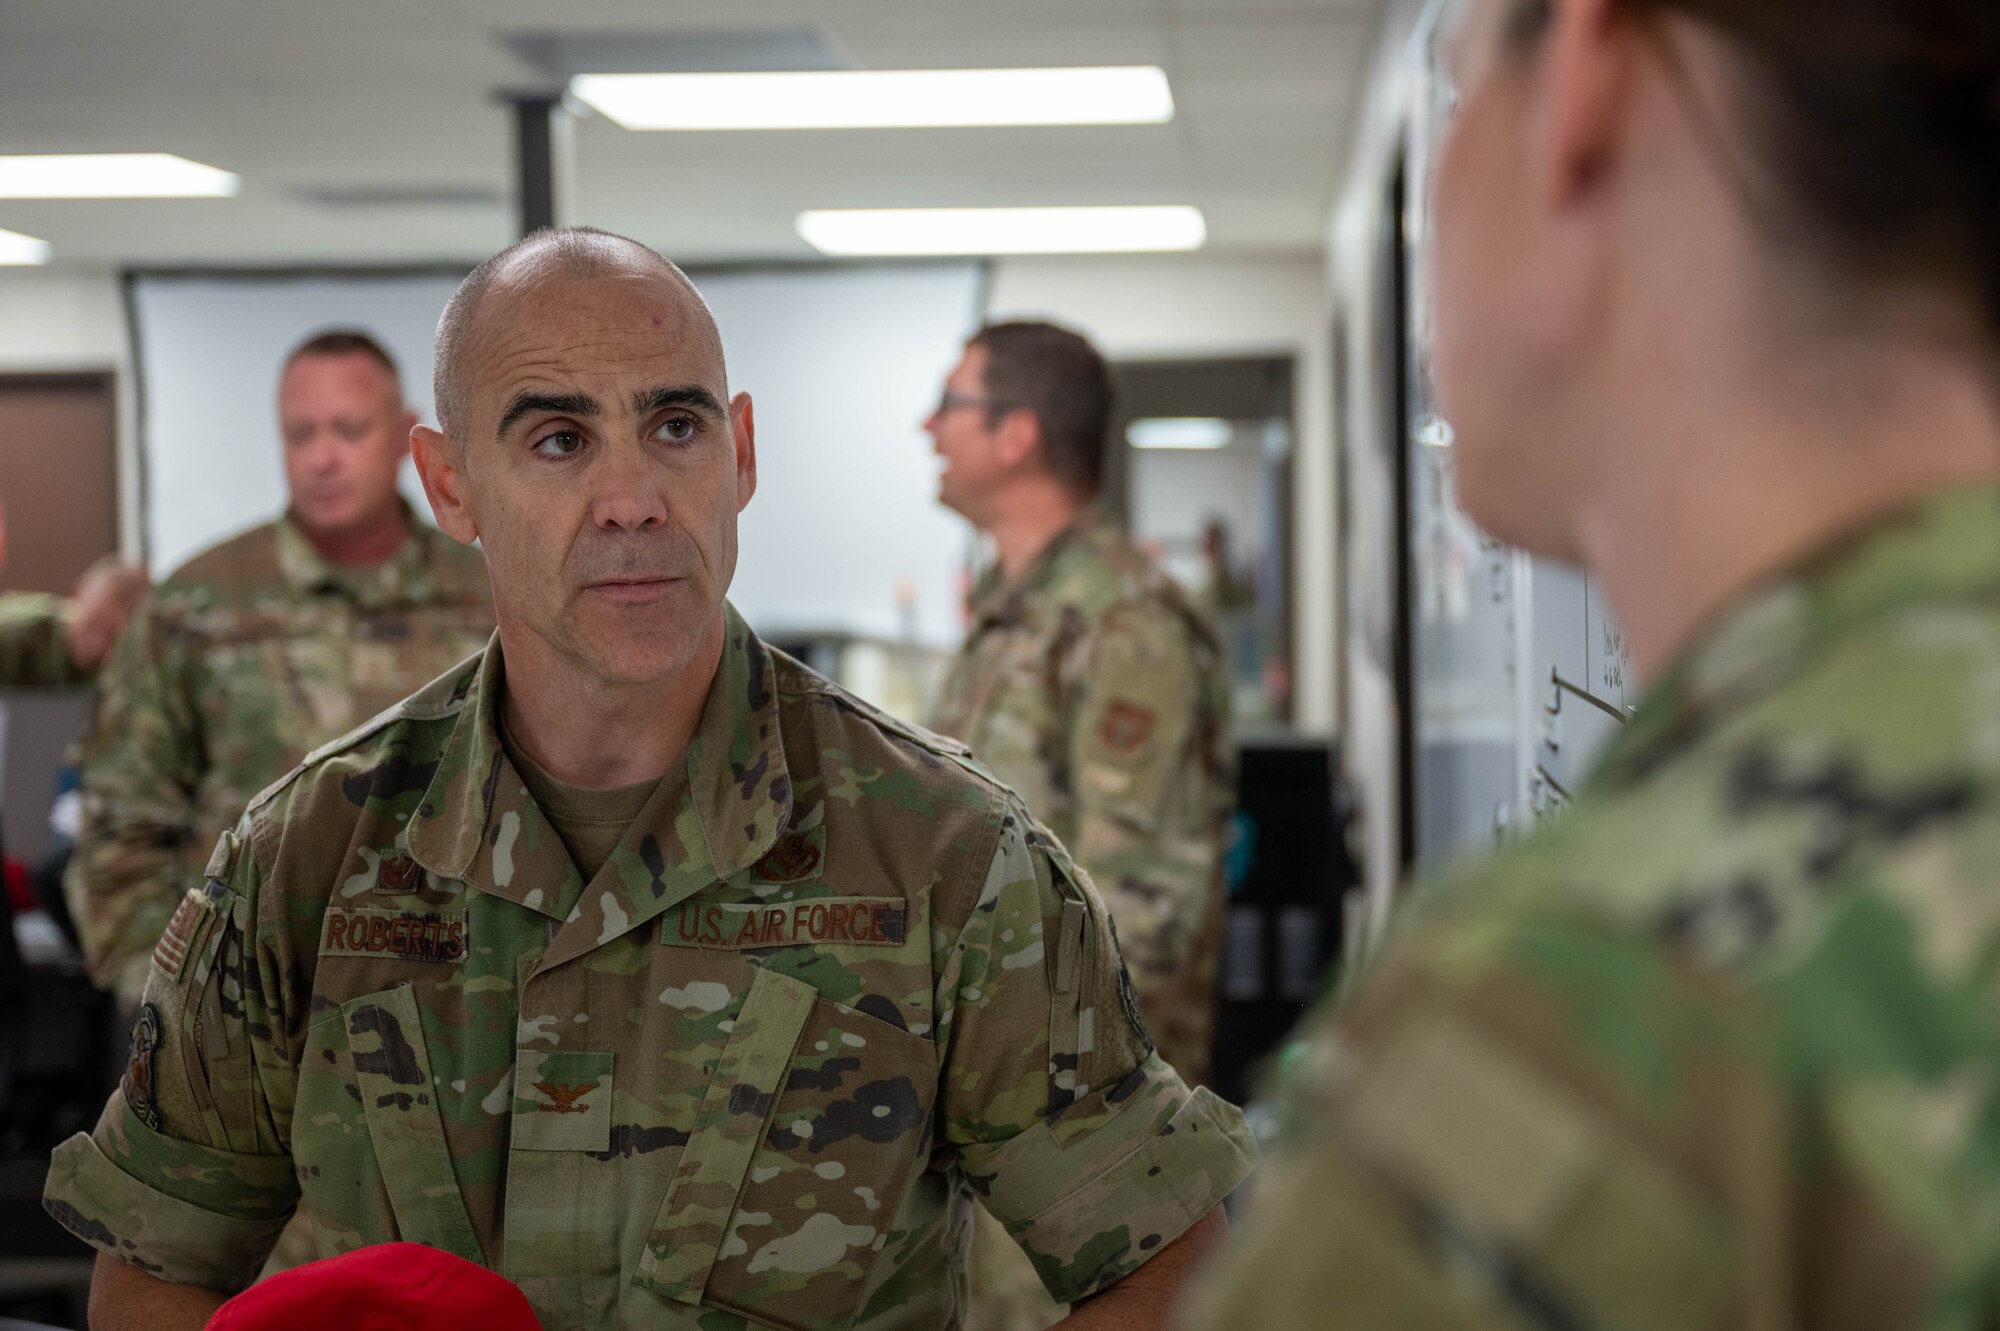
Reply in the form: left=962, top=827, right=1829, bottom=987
left=572, top=66, right=1174, bottom=130
left=0, top=228, right=50, bottom=265
left=0, top=154, right=238, bottom=199
left=1128, top=417, right=1233, bottom=451
left=798, top=205, right=1206, bottom=256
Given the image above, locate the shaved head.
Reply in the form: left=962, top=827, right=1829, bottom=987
left=433, top=226, right=725, bottom=442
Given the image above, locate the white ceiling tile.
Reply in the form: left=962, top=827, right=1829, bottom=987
left=0, top=0, right=1367, bottom=264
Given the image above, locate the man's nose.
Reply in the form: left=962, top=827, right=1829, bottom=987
left=300, top=433, right=341, bottom=473
left=590, top=445, right=670, bottom=530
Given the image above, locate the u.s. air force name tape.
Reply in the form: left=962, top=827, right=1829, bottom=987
left=662, top=897, right=906, bottom=949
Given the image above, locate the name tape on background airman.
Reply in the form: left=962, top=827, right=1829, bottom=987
left=664, top=897, right=906, bottom=949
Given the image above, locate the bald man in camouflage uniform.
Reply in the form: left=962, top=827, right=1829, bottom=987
left=65, top=333, right=494, bottom=1015
left=45, top=229, right=1249, bottom=1331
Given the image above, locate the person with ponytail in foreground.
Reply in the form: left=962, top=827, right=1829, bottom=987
left=1185, top=0, right=2000, bottom=1326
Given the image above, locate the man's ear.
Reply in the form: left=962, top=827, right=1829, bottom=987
left=730, top=391, right=758, bottom=513
left=1538, top=0, right=1634, bottom=212
left=411, top=425, right=479, bottom=544
left=395, top=408, right=419, bottom=462
left=993, top=406, right=1042, bottom=472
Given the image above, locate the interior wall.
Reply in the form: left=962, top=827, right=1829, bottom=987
left=126, top=263, right=984, bottom=645
left=0, top=267, right=139, bottom=560
left=0, top=269, right=132, bottom=869
left=0, top=256, right=1342, bottom=731
left=985, top=253, right=1337, bottom=734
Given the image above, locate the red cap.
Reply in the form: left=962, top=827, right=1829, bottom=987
left=208, top=1243, right=542, bottom=1331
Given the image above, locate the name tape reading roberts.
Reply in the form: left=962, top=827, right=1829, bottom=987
left=320, top=907, right=468, bottom=963
left=666, top=897, right=906, bottom=950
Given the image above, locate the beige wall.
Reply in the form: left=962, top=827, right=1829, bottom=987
left=0, top=257, right=1344, bottom=734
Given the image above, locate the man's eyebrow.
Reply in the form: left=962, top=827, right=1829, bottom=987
left=634, top=385, right=727, bottom=419
left=496, top=391, right=600, bottom=439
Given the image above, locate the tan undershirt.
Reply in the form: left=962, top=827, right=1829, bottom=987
left=498, top=722, right=663, bottom=882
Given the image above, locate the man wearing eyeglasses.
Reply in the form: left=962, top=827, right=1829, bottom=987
left=924, top=323, right=1234, bottom=1331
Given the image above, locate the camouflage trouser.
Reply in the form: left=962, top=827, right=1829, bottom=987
left=966, top=1204, right=1065, bottom=1331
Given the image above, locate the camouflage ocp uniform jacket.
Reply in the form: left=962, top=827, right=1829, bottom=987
left=43, top=606, right=1254, bottom=1331
left=0, top=591, right=88, bottom=688
left=65, top=510, right=493, bottom=1010
left=1184, top=482, right=2000, bottom=1329
left=929, top=511, right=1232, bottom=1085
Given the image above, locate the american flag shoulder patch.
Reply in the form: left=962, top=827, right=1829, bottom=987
left=154, top=889, right=208, bottom=982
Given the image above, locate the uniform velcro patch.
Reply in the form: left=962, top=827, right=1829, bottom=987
left=155, top=891, right=206, bottom=981
left=1095, top=699, right=1157, bottom=759
left=1347, top=1010, right=1605, bottom=1242
left=663, top=897, right=906, bottom=949
left=319, top=907, right=468, bottom=963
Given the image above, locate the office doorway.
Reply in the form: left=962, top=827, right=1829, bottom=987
left=1110, top=356, right=1295, bottom=728
left=0, top=373, right=119, bottom=597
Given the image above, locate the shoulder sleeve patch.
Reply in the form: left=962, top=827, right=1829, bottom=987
left=1094, top=699, right=1158, bottom=761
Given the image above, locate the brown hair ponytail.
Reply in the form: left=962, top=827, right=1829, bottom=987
left=1514, top=0, right=2000, bottom=335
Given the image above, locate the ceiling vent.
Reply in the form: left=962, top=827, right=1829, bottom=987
left=294, top=184, right=507, bottom=211
left=501, top=27, right=848, bottom=79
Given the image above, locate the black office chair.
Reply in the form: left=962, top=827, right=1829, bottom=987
left=0, top=823, right=121, bottom=1329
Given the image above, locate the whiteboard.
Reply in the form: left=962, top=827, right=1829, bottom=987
left=129, top=261, right=983, bottom=646
left=1395, top=0, right=1633, bottom=870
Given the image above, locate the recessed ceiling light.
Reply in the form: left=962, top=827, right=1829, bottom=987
left=572, top=67, right=1174, bottom=130
left=797, top=206, right=1206, bottom=256
left=1128, top=418, right=1233, bottom=450
left=0, top=154, right=238, bottom=199
left=0, top=228, right=51, bottom=265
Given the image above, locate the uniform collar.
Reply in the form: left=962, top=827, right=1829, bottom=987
left=274, top=500, right=445, bottom=609
left=1590, top=481, right=2000, bottom=792
left=968, top=506, right=1122, bottom=628
left=407, top=602, right=792, bottom=964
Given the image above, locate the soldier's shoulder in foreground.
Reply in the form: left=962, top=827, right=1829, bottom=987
left=1189, top=527, right=2000, bottom=1330
left=771, top=643, right=982, bottom=766
left=235, top=651, right=481, bottom=862
left=767, top=646, right=1019, bottom=814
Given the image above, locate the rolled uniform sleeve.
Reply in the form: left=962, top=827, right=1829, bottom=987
left=44, top=820, right=300, bottom=1292
left=0, top=593, right=86, bottom=689
left=935, top=799, right=1254, bottom=1305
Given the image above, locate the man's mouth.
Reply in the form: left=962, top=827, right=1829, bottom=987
left=586, top=576, right=680, bottom=604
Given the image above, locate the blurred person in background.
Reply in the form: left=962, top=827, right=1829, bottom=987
left=65, top=328, right=494, bottom=1014
left=1186, top=0, right=2000, bottom=1325
left=0, top=499, right=149, bottom=688
left=925, top=322, right=1233, bottom=1331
